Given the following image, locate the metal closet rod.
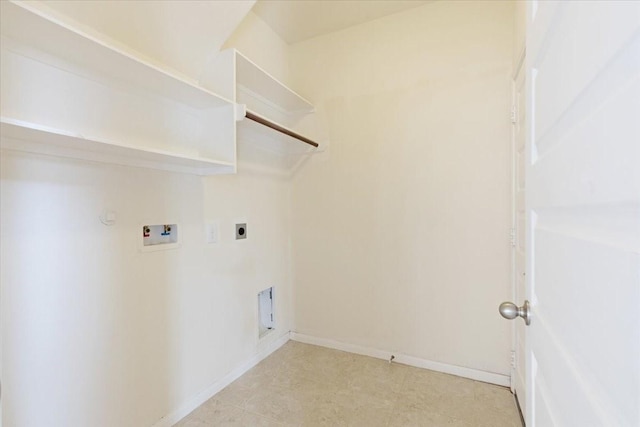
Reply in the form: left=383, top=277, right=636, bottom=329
left=245, top=111, right=319, bottom=148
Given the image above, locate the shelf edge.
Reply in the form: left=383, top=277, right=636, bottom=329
left=1, top=118, right=236, bottom=175
left=234, top=49, right=314, bottom=113
left=3, top=1, right=235, bottom=108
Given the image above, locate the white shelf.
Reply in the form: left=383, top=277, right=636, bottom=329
left=0, top=2, right=321, bottom=171
left=238, top=110, right=317, bottom=155
left=230, top=50, right=321, bottom=157
left=0, top=1, right=237, bottom=174
left=236, top=51, right=314, bottom=114
left=0, top=1, right=232, bottom=110
left=0, top=118, right=235, bottom=176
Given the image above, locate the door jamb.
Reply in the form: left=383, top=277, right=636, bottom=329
left=510, top=45, right=526, bottom=424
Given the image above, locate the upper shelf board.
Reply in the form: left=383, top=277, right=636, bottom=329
left=1, top=118, right=235, bottom=176
left=235, top=51, right=314, bottom=114
left=0, top=1, right=232, bottom=110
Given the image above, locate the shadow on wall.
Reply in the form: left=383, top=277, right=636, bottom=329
left=0, top=152, right=205, bottom=426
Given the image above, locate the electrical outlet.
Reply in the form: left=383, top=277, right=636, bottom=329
left=235, top=223, right=247, bottom=240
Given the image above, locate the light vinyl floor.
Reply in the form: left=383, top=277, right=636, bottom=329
left=175, top=341, right=521, bottom=427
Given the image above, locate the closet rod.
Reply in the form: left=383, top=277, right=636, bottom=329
left=245, top=111, right=319, bottom=148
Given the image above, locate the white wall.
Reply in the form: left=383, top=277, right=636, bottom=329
left=223, top=11, right=291, bottom=85
left=514, top=0, right=527, bottom=69
left=289, top=0, right=515, bottom=376
left=0, top=7, right=296, bottom=427
left=0, top=150, right=292, bottom=426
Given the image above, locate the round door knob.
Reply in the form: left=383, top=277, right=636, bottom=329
left=499, top=300, right=531, bottom=325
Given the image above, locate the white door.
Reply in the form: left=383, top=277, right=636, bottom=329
left=526, top=1, right=640, bottom=426
left=511, top=56, right=527, bottom=419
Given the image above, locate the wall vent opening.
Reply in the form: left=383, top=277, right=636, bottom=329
left=258, top=287, right=274, bottom=338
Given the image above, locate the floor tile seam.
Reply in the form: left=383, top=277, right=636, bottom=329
left=253, top=367, right=286, bottom=379
left=240, top=406, right=289, bottom=426
left=473, top=387, right=513, bottom=397
left=397, top=380, right=444, bottom=402
left=185, top=400, right=246, bottom=423
left=387, top=403, right=460, bottom=427
left=276, top=371, right=343, bottom=390
left=477, top=400, right=521, bottom=419
left=395, top=395, right=481, bottom=422
left=212, top=398, right=250, bottom=413
left=360, top=364, right=412, bottom=384
left=394, top=367, right=411, bottom=397
left=431, top=393, right=477, bottom=406
left=435, top=402, right=518, bottom=426
left=254, top=379, right=315, bottom=398
left=210, top=382, right=267, bottom=410
left=471, top=389, right=519, bottom=410
left=471, top=395, right=517, bottom=412
left=386, top=369, right=411, bottom=419
left=374, top=406, right=395, bottom=427
left=392, top=403, right=477, bottom=427
left=269, top=375, right=323, bottom=391
left=216, top=393, right=252, bottom=409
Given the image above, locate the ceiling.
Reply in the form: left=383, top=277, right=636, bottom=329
left=252, top=0, right=431, bottom=44
left=34, top=0, right=255, bottom=80
left=33, top=0, right=431, bottom=76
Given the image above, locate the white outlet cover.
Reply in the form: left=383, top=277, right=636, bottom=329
left=206, top=221, right=220, bottom=244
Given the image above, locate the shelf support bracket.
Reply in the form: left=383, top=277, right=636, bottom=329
left=234, top=103, right=247, bottom=122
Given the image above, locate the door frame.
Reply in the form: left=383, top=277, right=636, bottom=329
left=510, top=44, right=526, bottom=423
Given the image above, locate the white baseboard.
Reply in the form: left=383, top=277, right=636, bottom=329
left=290, top=332, right=510, bottom=387
left=152, top=331, right=291, bottom=427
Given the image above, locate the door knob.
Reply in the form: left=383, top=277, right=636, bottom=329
left=499, top=300, right=531, bottom=325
